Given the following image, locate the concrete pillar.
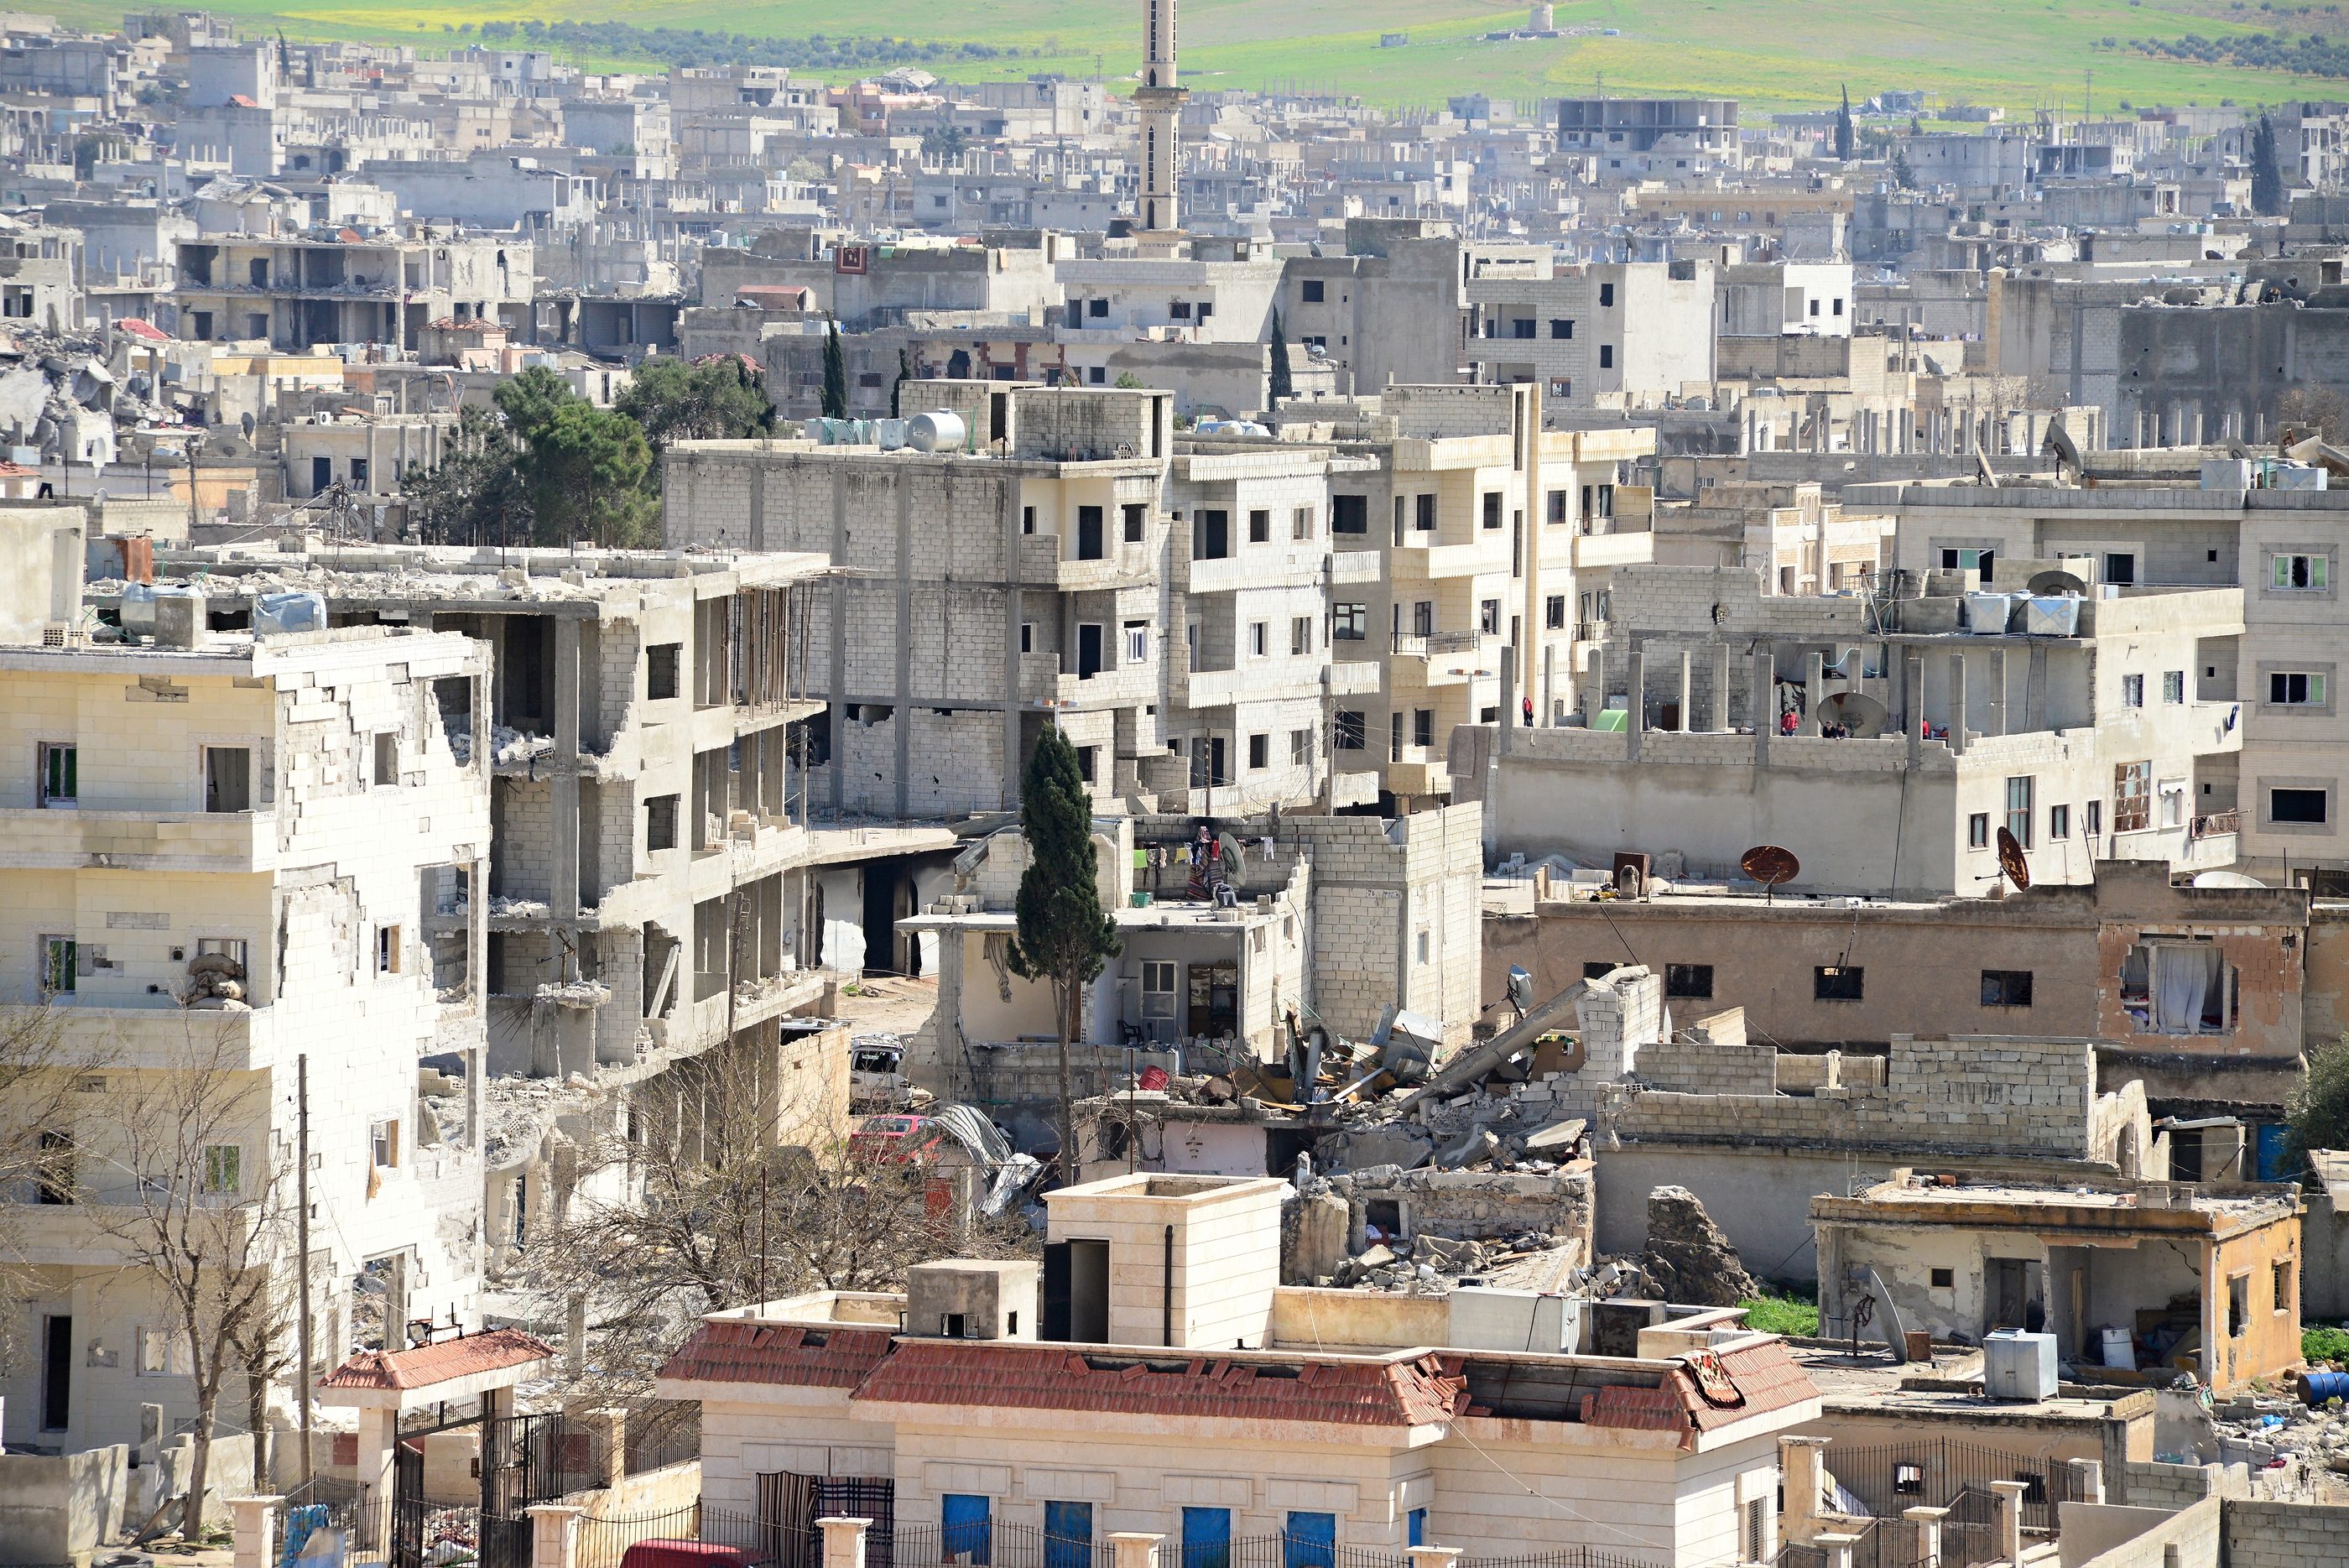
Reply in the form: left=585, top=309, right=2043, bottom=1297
left=529, top=1503, right=585, bottom=1568
left=1947, top=650, right=1968, bottom=756
left=552, top=615, right=581, bottom=931
left=1815, top=1532, right=1861, bottom=1568
left=820, top=1518, right=872, bottom=1568
left=1903, top=1506, right=1948, bottom=1568
left=1801, top=651, right=1825, bottom=736
left=2068, top=1459, right=2105, bottom=1505
left=1710, top=643, right=1731, bottom=732
left=1110, top=1534, right=1164, bottom=1568
left=585, top=1408, right=627, bottom=1489
left=1676, top=649, right=1692, bottom=732
left=1753, top=647, right=1774, bottom=767
left=1624, top=648, right=1643, bottom=762
left=1406, top=1550, right=1461, bottom=1568
left=1585, top=643, right=1606, bottom=723
left=1987, top=647, right=2009, bottom=737
left=1905, top=656, right=1923, bottom=764
left=1779, top=1435, right=1832, bottom=1544
left=357, top=1407, right=397, bottom=1555
left=227, top=1496, right=281, bottom=1568
left=1498, top=642, right=1518, bottom=756
left=1989, top=1479, right=2030, bottom=1565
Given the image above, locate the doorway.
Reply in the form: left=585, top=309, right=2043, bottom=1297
left=1187, top=963, right=1238, bottom=1037
left=1985, top=1258, right=2043, bottom=1336
left=41, top=1313, right=70, bottom=1430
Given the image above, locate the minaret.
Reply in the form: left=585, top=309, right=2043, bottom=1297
left=1133, top=0, right=1187, bottom=251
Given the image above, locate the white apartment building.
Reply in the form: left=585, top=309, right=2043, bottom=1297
left=1461, top=255, right=1716, bottom=407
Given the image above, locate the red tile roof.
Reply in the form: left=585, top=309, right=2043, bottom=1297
left=1578, top=1383, right=1686, bottom=1433
left=116, top=318, right=169, bottom=342
left=1670, top=1341, right=1819, bottom=1435
left=851, top=1341, right=1470, bottom=1428
left=659, top=1321, right=895, bottom=1390
left=319, top=1327, right=554, bottom=1391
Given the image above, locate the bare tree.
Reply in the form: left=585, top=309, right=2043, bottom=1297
left=0, top=1004, right=102, bottom=1374
left=87, top=1029, right=296, bottom=1539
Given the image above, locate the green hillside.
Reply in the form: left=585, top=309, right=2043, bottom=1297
left=49, top=0, right=2346, bottom=114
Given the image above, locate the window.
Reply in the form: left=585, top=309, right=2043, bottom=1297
left=1416, top=931, right=1430, bottom=965
left=1248, top=509, right=1271, bottom=544
left=1413, top=710, right=1432, bottom=748
left=1123, top=503, right=1146, bottom=543
left=1169, top=300, right=1192, bottom=320
left=2086, top=800, right=2103, bottom=836
left=1412, top=602, right=1435, bottom=636
left=2273, top=553, right=2328, bottom=590
left=1545, top=595, right=1566, bottom=630
left=1480, top=599, right=1502, bottom=635
left=2273, top=787, right=2330, bottom=824
left=1981, top=970, right=2034, bottom=1007
left=1391, top=712, right=1404, bottom=763
left=1331, top=495, right=1367, bottom=534
left=138, top=1328, right=192, bottom=1377
left=1023, top=506, right=1037, bottom=535
left=646, top=794, right=679, bottom=852
left=1929, top=1268, right=1955, bottom=1289
left=1076, top=746, right=1098, bottom=784
left=2105, top=552, right=2136, bottom=586
left=646, top=643, right=680, bottom=701
left=1289, top=728, right=1312, bottom=766
left=377, top=925, right=401, bottom=976
left=1414, top=495, right=1436, bottom=531
left=1020, top=623, right=1034, bottom=654
left=2275, top=1258, right=2294, bottom=1314
left=1249, top=622, right=1268, bottom=658
left=203, top=747, right=251, bottom=813
left=1550, top=319, right=1574, bottom=339
left=1331, top=604, right=1367, bottom=641
left=1815, top=966, right=1864, bottom=1001
left=1247, top=733, right=1269, bottom=770
left=2228, top=1274, right=2249, bottom=1338
left=370, top=1117, right=400, bottom=1169
left=1665, top=964, right=1713, bottom=998
left=1599, top=282, right=1615, bottom=306
left=1293, top=506, right=1314, bottom=540
left=1291, top=616, right=1312, bottom=656
left=1334, top=711, right=1366, bottom=751
left=1300, top=279, right=1325, bottom=303
left=1511, top=317, right=1536, bottom=339
left=1076, top=505, right=1105, bottom=560
left=1940, top=548, right=1992, bottom=572
left=2005, top=776, right=2034, bottom=849
left=2121, top=674, right=2143, bottom=708
left=40, top=936, right=73, bottom=995
left=1968, top=813, right=1990, bottom=849
left=1142, top=961, right=1177, bottom=1021
left=1583, top=961, right=1620, bottom=980
left=2050, top=803, right=2070, bottom=840
left=2115, top=762, right=2152, bottom=832
left=1125, top=623, right=1148, bottom=664
left=201, top=1144, right=242, bottom=1194
left=1088, top=297, right=1108, bottom=318
left=2271, top=672, right=2326, bottom=706
left=373, top=732, right=399, bottom=787
left=1482, top=492, right=1503, bottom=530
left=1599, top=345, right=1615, bottom=368
left=2163, top=670, right=2185, bottom=705
left=2160, top=779, right=2185, bottom=829
left=1742, top=1500, right=1767, bottom=1565
left=38, top=741, right=74, bottom=807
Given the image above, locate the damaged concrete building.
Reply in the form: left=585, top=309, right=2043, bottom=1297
left=0, top=517, right=495, bottom=1451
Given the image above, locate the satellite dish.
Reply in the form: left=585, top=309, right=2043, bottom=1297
left=1740, top=846, right=1800, bottom=904
left=1870, top=1268, right=1910, bottom=1363
left=1996, top=826, right=2031, bottom=891
left=1815, top=690, right=1888, bottom=738
left=2192, top=870, right=2268, bottom=889
left=2026, top=569, right=2087, bottom=596
left=1508, top=965, right=1535, bottom=1016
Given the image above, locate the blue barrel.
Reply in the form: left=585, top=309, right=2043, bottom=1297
left=2300, top=1370, right=2349, bottom=1404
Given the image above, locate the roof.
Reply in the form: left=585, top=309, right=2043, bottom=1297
left=318, top=1327, right=554, bottom=1391
left=657, top=1320, right=894, bottom=1390
left=116, top=317, right=169, bottom=341
left=850, top=1340, right=1470, bottom=1428
left=0, top=461, right=39, bottom=477
left=1574, top=1341, right=1817, bottom=1445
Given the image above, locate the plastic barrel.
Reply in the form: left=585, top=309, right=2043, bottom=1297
left=2300, top=1370, right=2349, bottom=1404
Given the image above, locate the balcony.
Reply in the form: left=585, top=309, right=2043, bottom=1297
left=1383, top=761, right=1451, bottom=796
left=1393, top=630, right=1485, bottom=659
left=1182, top=548, right=1335, bottom=594
left=0, top=808, right=274, bottom=873
left=1329, top=660, right=1383, bottom=695
left=1018, top=534, right=1154, bottom=591
left=1388, top=539, right=1509, bottom=581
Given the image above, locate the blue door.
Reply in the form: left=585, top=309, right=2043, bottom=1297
left=1181, top=1508, right=1232, bottom=1568
left=1284, top=1513, right=1336, bottom=1568
left=2258, top=1123, right=2293, bottom=1182
left=1407, top=1511, right=1426, bottom=1550
left=943, top=1493, right=992, bottom=1565
left=1045, top=1501, right=1094, bottom=1568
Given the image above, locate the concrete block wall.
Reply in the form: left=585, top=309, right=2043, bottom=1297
left=2220, top=1498, right=2349, bottom=1567
left=494, top=775, right=556, bottom=903
left=1634, top=1035, right=1778, bottom=1096
left=1335, top=1165, right=1595, bottom=1247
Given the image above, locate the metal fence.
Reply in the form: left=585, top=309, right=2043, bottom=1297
left=573, top=1515, right=1455, bottom=1568
left=1452, top=1547, right=1665, bottom=1568
left=1822, top=1436, right=2078, bottom=1534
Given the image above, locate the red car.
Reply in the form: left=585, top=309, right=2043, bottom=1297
left=850, top=1114, right=951, bottom=1164
left=619, top=1544, right=752, bottom=1568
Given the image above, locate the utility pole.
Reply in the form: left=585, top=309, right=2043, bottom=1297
left=297, top=1053, right=314, bottom=1485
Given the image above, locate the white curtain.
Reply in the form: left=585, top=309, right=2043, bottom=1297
left=2153, top=945, right=2216, bottom=1033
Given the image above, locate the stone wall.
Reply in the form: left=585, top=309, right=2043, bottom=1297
left=1332, top=1163, right=1594, bottom=1250
left=2222, top=1498, right=2349, bottom=1568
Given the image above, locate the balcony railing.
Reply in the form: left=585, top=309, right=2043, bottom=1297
left=2191, top=810, right=2240, bottom=840
left=1393, top=630, right=1483, bottom=658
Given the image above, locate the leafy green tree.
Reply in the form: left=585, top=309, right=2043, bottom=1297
left=2253, top=115, right=2288, bottom=216
left=1835, top=86, right=1854, bottom=159
left=1112, top=371, right=1145, bottom=389
left=1892, top=148, right=1917, bottom=190
left=2289, top=1032, right=2349, bottom=1178
left=492, top=363, right=578, bottom=443
left=821, top=318, right=848, bottom=419
left=1003, top=727, right=1121, bottom=1175
left=400, top=404, right=529, bottom=546
left=920, top=122, right=968, bottom=161
left=1268, top=309, right=1294, bottom=404
left=523, top=403, right=658, bottom=548
left=617, top=355, right=773, bottom=451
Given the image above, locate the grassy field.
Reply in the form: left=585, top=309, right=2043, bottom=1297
left=45, top=0, right=2348, bottom=113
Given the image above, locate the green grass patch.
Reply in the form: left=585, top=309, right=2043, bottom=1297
left=1742, top=1289, right=1820, bottom=1338
left=2305, top=1321, right=2349, bottom=1364
left=33, top=0, right=2349, bottom=112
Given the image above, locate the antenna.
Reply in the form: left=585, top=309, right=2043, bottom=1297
left=1740, top=845, right=1800, bottom=904
left=1996, top=826, right=2032, bottom=891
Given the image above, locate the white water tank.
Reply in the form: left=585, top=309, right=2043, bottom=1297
left=908, top=410, right=966, bottom=452
left=1983, top=1328, right=2059, bottom=1400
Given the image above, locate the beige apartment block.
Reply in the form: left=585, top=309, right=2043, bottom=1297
left=1461, top=253, right=1716, bottom=406
left=1859, top=460, right=2349, bottom=884
left=659, top=1173, right=1819, bottom=1568
left=0, top=608, right=492, bottom=1456
left=1643, top=480, right=1894, bottom=594
left=172, top=232, right=533, bottom=351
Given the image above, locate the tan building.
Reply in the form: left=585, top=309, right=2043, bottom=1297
left=659, top=1172, right=1823, bottom=1568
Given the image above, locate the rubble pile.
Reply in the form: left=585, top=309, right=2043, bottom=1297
left=1634, top=1185, right=1759, bottom=1306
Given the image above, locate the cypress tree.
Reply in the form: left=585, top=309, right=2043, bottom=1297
left=2253, top=115, right=2287, bottom=219
left=1004, top=726, right=1122, bottom=1182
left=1268, top=308, right=1294, bottom=404
left=891, top=347, right=911, bottom=419
left=1835, top=86, right=1854, bottom=161
left=820, top=316, right=848, bottom=419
